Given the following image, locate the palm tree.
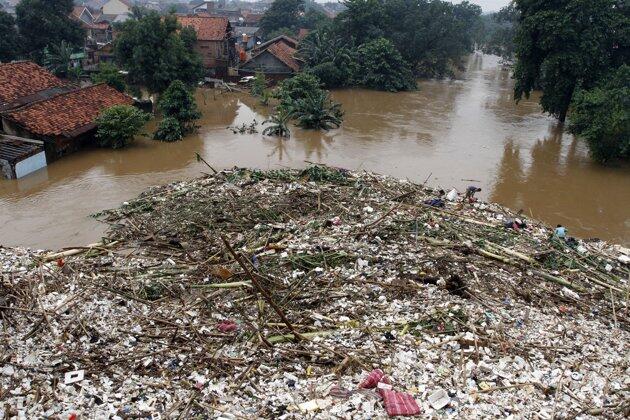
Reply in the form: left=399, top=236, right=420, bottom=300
left=262, top=110, right=292, bottom=138
left=290, top=90, right=343, bottom=130
left=43, top=40, right=74, bottom=77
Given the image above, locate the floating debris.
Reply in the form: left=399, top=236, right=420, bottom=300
left=0, top=166, right=628, bottom=418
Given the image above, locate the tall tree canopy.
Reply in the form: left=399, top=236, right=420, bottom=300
left=0, top=9, right=19, bottom=62
left=16, top=0, right=84, bottom=62
left=479, top=2, right=519, bottom=62
left=513, top=0, right=628, bottom=122
left=114, top=12, right=204, bottom=93
left=260, top=0, right=305, bottom=37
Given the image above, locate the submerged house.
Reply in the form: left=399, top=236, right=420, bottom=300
left=1, top=84, right=132, bottom=161
left=177, top=15, right=237, bottom=78
left=239, top=36, right=301, bottom=81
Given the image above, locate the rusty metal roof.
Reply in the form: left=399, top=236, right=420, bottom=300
left=0, top=135, right=44, bottom=165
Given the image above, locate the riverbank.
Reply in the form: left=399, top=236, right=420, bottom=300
left=1, top=167, right=628, bottom=418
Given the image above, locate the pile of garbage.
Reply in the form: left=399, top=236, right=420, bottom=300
left=1, top=166, right=628, bottom=419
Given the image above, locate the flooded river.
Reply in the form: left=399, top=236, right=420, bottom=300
left=1, top=54, right=629, bottom=249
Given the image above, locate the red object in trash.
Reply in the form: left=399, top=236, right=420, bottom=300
left=379, top=389, right=421, bottom=417
left=359, top=369, right=390, bottom=389
left=57, top=259, right=65, bottom=268
left=217, top=320, right=238, bottom=333
left=68, top=414, right=77, bottom=420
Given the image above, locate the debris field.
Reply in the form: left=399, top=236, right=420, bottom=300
left=1, top=166, right=628, bottom=419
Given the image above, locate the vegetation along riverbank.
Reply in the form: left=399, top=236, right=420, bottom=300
left=1, top=166, right=628, bottom=418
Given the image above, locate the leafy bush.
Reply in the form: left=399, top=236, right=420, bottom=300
left=275, top=72, right=322, bottom=108
left=153, top=117, right=184, bottom=142
left=96, top=105, right=149, bottom=149
left=92, top=63, right=127, bottom=93
left=569, top=65, right=630, bottom=163
left=158, top=80, right=201, bottom=133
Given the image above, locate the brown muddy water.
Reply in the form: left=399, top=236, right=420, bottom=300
left=1, top=54, right=629, bottom=249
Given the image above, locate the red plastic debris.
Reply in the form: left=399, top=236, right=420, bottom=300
left=216, top=320, right=238, bottom=333
left=68, top=414, right=77, bottom=420
left=57, top=259, right=65, bottom=268
left=379, top=389, right=422, bottom=417
left=359, top=369, right=389, bottom=389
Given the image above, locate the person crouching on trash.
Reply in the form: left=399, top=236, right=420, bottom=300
left=464, top=186, right=482, bottom=203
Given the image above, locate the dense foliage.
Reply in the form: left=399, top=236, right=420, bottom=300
left=92, top=63, right=127, bottom=93
left=356, top=38, right=416, bottom=92
left=0, top=9, right=18, bottom=62
left=296, top=0, right=482, bottom=90
left=260, top=0, right=328, bottom=37
left=16, top=0, right=84, bottom=63
left=251, top=72, right=267, bottom=97
left=157, top=80, right=201, bottom=134
left=153, top=117, right=185, bottom=142
left=569, top=66, right=630, bottom=163
left=478, top=2, right=518, bottom=63
left=115, top=12, right=204, bottom=93
left=96, top=105, right=150, bottom=149
left=262, top=111, right=292, bottom=138
left=513, top=0, right=628, bottom=123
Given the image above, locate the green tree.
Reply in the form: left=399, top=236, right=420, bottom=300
left=513, top=0, right=628, bottom=122
left=275, top=72, right=322, bottom=108
left=260, top=0, right=304, bottom=37
left=114, top=12, right=204, bottom=93
left=92, top=63, right=127, bottom=93
left=43, top=40, right=74, bottom=77
left=569, top=65, right=629, bottom=163
left=16, top=0, right=84, bottom=63
left=157, top=80, right=201, bottom=133
left=153, top=117, right=184, bottom=142
left=289, top=90, right=343, bottom=130
left=356, top=37, right=416, bottom=92
left=96, top=105, right=150, bottom=149
left=0, top=9, right=19, bottom=62
left=300, top=27, right=357, bottom=87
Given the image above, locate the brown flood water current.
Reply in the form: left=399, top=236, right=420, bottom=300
left=1, top=54, right=629, bottom=249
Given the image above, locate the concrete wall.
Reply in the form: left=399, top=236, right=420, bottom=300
left=0, top=159, right=12, bottom=179
left=15, top=151, right=46, bottom=179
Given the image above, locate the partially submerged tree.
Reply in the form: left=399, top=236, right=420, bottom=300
left=92, top=63, right=127, bottom=93
left=157, top=80, right=201, bottom=133
left=0, top=9, right=19, bottom=62
left=96, top=105, right=150, bottom=149
left=153, top=117, right=184, bottom=142
left=513, top=0, right=627, bottom=122
left=356, top=37, right=416, bottom=92
left=16, top=0, right=84, bottom=63
left=290, top=90, right=343, bottom=130
left=115, top=12, right=204, bottom=93
left=263, top=110, right=292, bottom=138
left=569, top=65, right=630, bottom=163
left=251, top=71, right=267, bottom=97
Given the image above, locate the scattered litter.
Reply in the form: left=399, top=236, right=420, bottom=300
left=0, top=166, right=627, bottom=418
left=64, top=370, right=85, bottom=385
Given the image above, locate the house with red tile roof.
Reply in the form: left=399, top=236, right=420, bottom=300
left=177, top=14, right=237, bottom=78
left=1, top=81, right=133, bottom=160
left=0, top=62, right=73, bottom=112
left=239, top=36, right=302, bottom=80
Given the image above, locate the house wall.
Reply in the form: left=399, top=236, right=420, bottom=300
left=240, top=51, right=293, bottom=75
left=196, top=39, right=230, bottom=76
left=102, top=0, right=130, bottom=15
left=14, top=151, right=46, bottom=179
